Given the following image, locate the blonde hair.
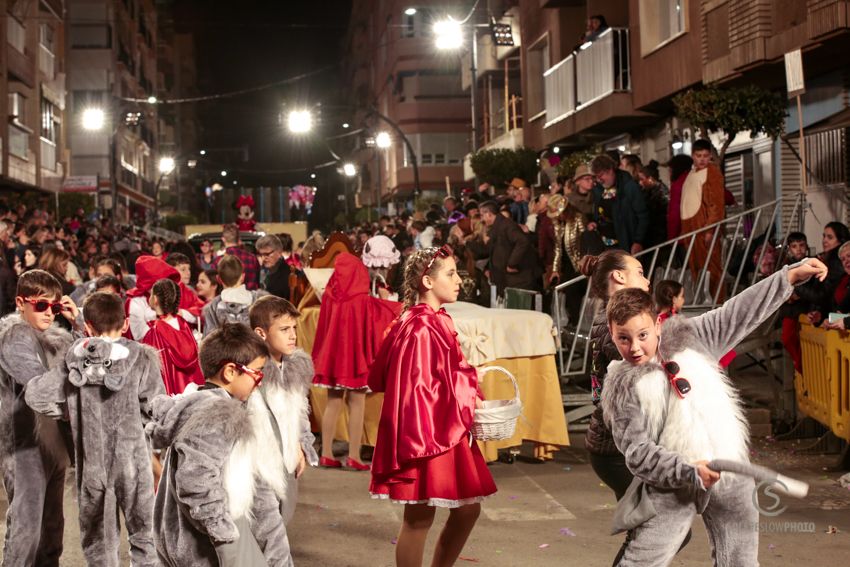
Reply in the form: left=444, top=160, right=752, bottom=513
left=400, top=247, right=449, bottom=312
left=38, top=247, right=70, bottom=276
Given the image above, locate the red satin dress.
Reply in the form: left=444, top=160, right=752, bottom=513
left=142, top=315, right=204, bottom=395
left=368, top=303, right=497, bottom=507
left=312, top=253, right=401, bottom=390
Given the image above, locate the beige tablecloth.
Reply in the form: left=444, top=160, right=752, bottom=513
left=298, top=303, right=569, bottom=461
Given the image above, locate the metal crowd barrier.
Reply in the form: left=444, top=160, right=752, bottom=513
left=797, top=317, right=850, bottom=442
left=553, top=194, right=805, bottom=380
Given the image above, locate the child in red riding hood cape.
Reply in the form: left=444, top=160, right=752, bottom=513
left=125, top=255, right=204, bottom=341
left=368, top=246, right=496, bottom=567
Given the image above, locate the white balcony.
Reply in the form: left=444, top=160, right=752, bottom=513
left=40, top=138, right=56, bottom=171
left=39, top=44, right=55, bottom=79
left=543, top=28, right=631, bottom=129
left=7, top=18, right=25, bottom=54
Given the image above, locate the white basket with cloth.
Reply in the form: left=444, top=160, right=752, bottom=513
left=472, top=366, right=522, bottom=441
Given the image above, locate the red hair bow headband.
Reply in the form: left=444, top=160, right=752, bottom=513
left=236, top=195, right=255, bottom=208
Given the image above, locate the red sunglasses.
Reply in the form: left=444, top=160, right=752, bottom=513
left=19, top=297, right=64, bottom=315
left=663, top=361, right=692, bottom=399
left=220, top=360, right=264, bottom=387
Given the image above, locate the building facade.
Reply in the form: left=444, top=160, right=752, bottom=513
left=1, top=0, right=67, bottom=199
left=66, top=0, right=159, bottom=224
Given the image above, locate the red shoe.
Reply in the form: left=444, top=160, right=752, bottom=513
left=346, top=457, right=370, bottom=471
left=319, top=456, right=342, bottom=468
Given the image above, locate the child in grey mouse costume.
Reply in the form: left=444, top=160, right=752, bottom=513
left=0, top=270, right=79, bottom=566
left=203, top=254, right=267, bottom=336
left=25, top=291, right=165, bottom=567
left=249, top=295, right=319, bottom=524
left=147, top=323, right=293, bottom=567
left=600, top=258, right=826, bottom=567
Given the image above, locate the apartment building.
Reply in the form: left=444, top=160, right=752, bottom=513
left=344, top=0, right=472, bottom=210
left=1, top=0, right=67, bottom=198
left=518, top=0, right=850, bottom=241
left=66, top=0, right=159, bottom=224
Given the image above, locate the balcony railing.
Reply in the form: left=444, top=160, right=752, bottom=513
left=7, top=18, right=25, bottom=54
left=543, top=28, right=631, bottom=129
left=9, top=124, right=30, bottom=159
left=40, top=138, right=56, bottom=171
left=38, top=44, right=55, bottom=79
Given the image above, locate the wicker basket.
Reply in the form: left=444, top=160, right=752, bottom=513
left=472, top=366, right=522, bottom=441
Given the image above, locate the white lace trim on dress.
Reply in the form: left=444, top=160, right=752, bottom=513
left=370, top=493, right=489, bottom=509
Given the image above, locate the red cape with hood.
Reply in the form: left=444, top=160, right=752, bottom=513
left=311, top=253, right=401, bottom=389
left=142, top=315, right=204, bottom=395
left=368, top=303, right=480, bottom=478
left=125, top=256, right=205, bottom=337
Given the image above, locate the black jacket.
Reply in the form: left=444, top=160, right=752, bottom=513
left=263, top=259, right=291, bottom=301
left=591, top=170, right=649, bottom=251
left=469, top=215, right=539, bottom=293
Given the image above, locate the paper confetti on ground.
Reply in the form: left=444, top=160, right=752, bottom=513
left=559, top=527, right=576, bottom=537
left=391, top=537, right=398, bottom=545
left=539, top=544, right=550, bottom=549
left=458, top=557, right=480, bottom=563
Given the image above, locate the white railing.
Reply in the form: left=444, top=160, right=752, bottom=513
left=38, top=44, right=55, bottom=79
left=553, top=194, right=806, bottom=379
left=575, top=28, right=630, bottom=108
left=543, top=55, right=575, bottom=128
left=40, top=138, right=56, bottom=171
left=9, top=124, right=29, bottom=159
left=7, top=18, right=25, bottom=54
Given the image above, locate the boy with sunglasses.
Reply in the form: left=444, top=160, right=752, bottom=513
left=25, top=291, right=165, bottom=567
left=599, top=258, right=827, bottom=567
left=0, top=269, right=78, bottom=565
left=147, top=323, right=294, bottom=567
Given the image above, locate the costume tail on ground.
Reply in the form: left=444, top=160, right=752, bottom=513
left=708, top=459, right=809, bottom=498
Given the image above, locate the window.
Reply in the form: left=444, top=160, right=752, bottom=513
left=406, top=133, right=467, bottom=167
left=70, top=24, right=111, bottom=48
left=640, top=0, right=687, bottom=55
left=41, top=98, right=56, bottom=142
left=401, top=11, right=415, bottom=38
left=39, top=24, right=55, bottom=52
left=9, top=92, right=26, bottom=124
left=526, top=36, right=550, bottom=119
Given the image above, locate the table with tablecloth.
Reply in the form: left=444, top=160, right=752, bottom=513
left=297, top=297, right=569, bottom=461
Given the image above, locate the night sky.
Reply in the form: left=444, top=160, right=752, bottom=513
left=171, top=0, right=354, bottom=226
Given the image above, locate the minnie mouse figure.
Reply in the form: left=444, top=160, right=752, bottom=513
left=235, top=195, right=257, bottom=232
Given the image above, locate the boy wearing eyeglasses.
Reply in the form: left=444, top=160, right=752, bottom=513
left=25, top=291, right=165, bottom=567
left=147, top=323, right=293, bottom=567
left=599, top=258, right=827, bottom=567
left=0, top=269, right=78, bottom=564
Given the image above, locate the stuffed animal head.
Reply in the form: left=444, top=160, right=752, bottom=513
left=70, top=338, right=131, bottom=391
left=236, top=195, right=255, bottom=221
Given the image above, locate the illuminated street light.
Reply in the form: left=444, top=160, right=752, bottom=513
left=434, top=17, right=463, bottom=50
left=158, top=157, right=175, bottom=174
left=404, top=7, right=417, bottom=16
left=82, top=108, right=106, bottom=131
left=343, top=162, right=357, bottom=177
left=199, top=149, right=207, bottom=155
left=310, top=173, right=317, bottom=179
left=287, top=110, right=313, bottom=133
left=147, top=96, right=158, bottom=104
left=221, top=170, right=228, bottom=177
left=552, top=146, right=560, bottom=154
left=375, top=131, right=392, bottom=149
left=342, top=122, right=350, bottom=129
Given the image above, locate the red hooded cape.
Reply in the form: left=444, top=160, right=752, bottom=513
left=141, top=316, right=204, bottom=395
left=311, top=253, right=401, bottom=389
left=368, top=303, right=479, bottom=478
left=126, top=255, right=205, bottom=315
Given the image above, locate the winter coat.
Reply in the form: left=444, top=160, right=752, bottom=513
left=584, top=310, right=621, bottom=456
left=202, top=288, right=268, bottom=337
left=591, top=170, right=649, bottom=251
left=147, top=387, right=292, bottom=567
left=469, top=214, right=539, bottom=293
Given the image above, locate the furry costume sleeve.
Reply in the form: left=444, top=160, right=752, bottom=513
left=0, top=323, right=70, bottom=386
left=24, top=363, right=68, bottom=419
left=136, top=343, right=165, bottom=426
left=172, top=397, right=254, bottom=543
left=601, top=361, right=701, bottom=491
left=685, top=263, right=796, bottom=359
left=282, top=349, right=319, bottom=466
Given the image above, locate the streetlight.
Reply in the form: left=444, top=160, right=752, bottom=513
left=147, top=96, right=157, bottom=104
left=375, top=131, right=392, bottom=149
left=158, top=156, right=175, bottom=174
left=310, top=173, right=317, bottom=179
left=433, top=17, right=463, bottom=50
left=287, top=110, right=313, bottom=133
left=342, top=122, right=350, bottom=129
left=343, top=162, right=357, bottom=177
left=221, top=170, right=228, bottom=177
left=404, top=7, right=417, bottom=16
left=82, top=108, right=105, bottom=131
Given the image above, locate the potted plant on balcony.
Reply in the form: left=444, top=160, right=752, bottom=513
left=470, top=147, right=538, bottom=189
